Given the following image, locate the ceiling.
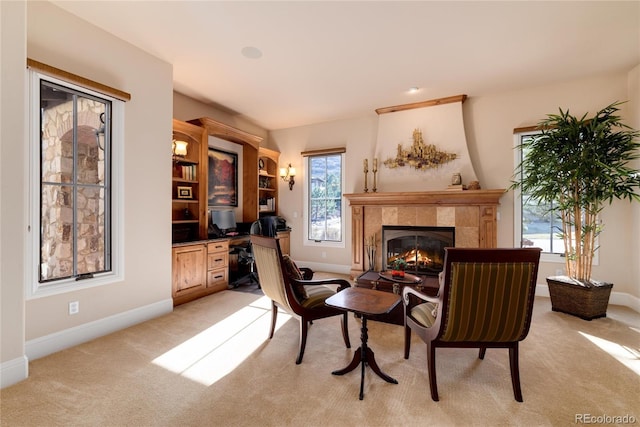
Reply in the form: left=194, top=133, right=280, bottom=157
left=51, top=1, right=639, bottom=131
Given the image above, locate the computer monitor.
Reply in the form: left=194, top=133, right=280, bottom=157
left=211, top=209, right=236, bottom=233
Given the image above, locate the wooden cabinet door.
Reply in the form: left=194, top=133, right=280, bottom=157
left=172, top=244, right=206, bottom=298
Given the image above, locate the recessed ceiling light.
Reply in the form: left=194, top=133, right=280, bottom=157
left=408, top=87, right=420, bottom=94
left=241, top=46, right=263, bottom=59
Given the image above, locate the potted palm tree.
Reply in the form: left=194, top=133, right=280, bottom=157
left=512, top=102, right=640, bottom=320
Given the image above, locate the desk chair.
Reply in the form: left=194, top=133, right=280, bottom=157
left=230, top=221, right=262, bottom=288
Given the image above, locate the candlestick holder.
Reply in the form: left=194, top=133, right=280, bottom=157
left=372, top=169, right=377, bottom=192
left=363, top=170, right=369, bottom=192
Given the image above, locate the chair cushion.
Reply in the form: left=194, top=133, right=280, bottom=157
left=301, top=286, right=336, bottom=309
left=282, top=255, right=308, bottom=301
left=411, top=302, right=438, bottom=328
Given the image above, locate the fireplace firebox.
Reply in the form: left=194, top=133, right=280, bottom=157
left=382, top=225, right=455, bottom=277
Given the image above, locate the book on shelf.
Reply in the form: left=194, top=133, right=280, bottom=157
left=181, top=165, right=197, bottom=180
left=259, top=197, right=276, bottom=212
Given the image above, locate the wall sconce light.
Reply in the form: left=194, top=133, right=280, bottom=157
left=280, top=163, right=296, bottom=190
left=172, top=139, right=188, bottom=158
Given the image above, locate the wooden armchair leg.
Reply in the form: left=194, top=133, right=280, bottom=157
left=427, top=342, right=439, bottom=401
left=269, top=301, right=278, bottom=339
left=404, top=324, right=411, bottom=359
left=509, top=343, right=523, bottom=402
left=296, top=320, right=309, bottom=365
left=479, top=347, right=487, bottom=359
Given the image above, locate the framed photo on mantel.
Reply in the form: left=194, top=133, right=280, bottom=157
left=208, top=148, right=238, bottom=207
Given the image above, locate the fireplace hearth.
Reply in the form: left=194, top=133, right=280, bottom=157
left=382, top=225, right=454, bottom=277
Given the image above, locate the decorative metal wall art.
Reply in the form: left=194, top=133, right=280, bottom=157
left=383, top=129, right=456, bottom=170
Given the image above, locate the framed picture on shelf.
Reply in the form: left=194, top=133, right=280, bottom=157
left=208, top=148, right=238, bottom=207
left=177, top=186, right=193, bottom=199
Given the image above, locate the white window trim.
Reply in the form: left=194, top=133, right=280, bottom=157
left=303, top=153, right=345, bottom=249
left=26, top=71, right=124, bottom=299
left=513, top=131, right=598, bottom=266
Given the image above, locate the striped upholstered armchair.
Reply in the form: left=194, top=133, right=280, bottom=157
left=403, top=247, right=541, bottom=402
left=250, top=235, right=351, bottom=364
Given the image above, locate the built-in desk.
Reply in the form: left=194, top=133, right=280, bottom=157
left=172, top=231, right=290, bottom=305
left=172, top=236, right=238, bottom=306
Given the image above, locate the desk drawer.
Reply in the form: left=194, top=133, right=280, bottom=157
left=208, top=241, right=229, bottom=254
left=207, top=267, right=228, bottom=292
left=208, top=251, right=228, bottom=270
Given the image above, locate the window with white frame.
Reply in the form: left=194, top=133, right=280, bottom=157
left=514, top=131, right=597, bottom=265
left=514, top=132, right=564, bottom=256
left=29, top=69, right=125, bottom=297
left=305, top=151, right=344, bottom=245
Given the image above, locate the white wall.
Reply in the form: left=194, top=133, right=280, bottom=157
left=271, top=69, right=640, bottom=302
left=1, top=0, right=28, bottom=387
left=270, top=115, right=379, bottom=271
left=465, top=71, right=636, bottom=300
left=2, top=1, right=175, bottom=386
left=173, top=92, right=268, bottom=143
left=24, top=1, right=174, bottom=339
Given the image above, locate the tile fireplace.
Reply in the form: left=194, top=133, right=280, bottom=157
left=344, top=189, right=505, bottom=277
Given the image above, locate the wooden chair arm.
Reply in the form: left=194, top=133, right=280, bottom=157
left=402, top=286, right=440, bottom=308
left=299, top=267, right=314, bottom=280
left=291, top=278, right=352, bottom=292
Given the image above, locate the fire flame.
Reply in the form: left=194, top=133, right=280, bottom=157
left=389, top=248, right=433, bottom=267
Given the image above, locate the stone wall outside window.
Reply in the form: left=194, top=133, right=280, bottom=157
left=40, top=97, right=106, bottom=281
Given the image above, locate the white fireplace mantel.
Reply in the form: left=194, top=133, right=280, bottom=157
left=344, top=189, right=505, bottom=277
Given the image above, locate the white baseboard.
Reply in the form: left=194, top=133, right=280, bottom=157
left=25, top=298, right=173, bottom=362
left=296, top=260, right=352, bottom=276
left=0, top=355, right=29, bottom=389
left=535, top=283, right=640, bottom=313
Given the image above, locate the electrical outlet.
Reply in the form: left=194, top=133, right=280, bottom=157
left=69, top=301, right=79, bottom=315
left=555, top=269, right=564, bottom=277
left=321, top=251, right=327, bottom=258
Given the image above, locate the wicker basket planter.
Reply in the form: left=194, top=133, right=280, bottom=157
left=547, top=276, right=613, bottom=321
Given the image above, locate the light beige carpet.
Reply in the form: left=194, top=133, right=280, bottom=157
left=1, top=284, right=639, bottom=426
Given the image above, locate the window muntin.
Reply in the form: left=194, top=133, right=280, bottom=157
left=39, top=80, right=112, bottom=282
left=307, top=154, right=343, bottom=243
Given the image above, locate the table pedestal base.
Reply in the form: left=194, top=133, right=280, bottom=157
left=332, top=317, right=398, bottom=400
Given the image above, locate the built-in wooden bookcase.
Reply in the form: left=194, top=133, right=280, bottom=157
left=188, top=117, right=274, bottom=223
left=258, top=147, right=280, bottom=217
left=172, top=119, right=207, bottom=242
